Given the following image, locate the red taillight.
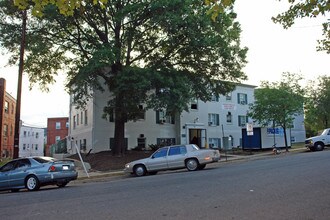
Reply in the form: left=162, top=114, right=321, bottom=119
left=49, top=165, right=56, bottom=172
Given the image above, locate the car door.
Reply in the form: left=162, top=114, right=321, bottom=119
left=167, top=146, right=187, bottom=169
left=0, top=161, right=16, bottom=190
left=325, top=129, right=330, bottom=145
left=146, top=147, right=169, bottom=171
left=8, top=159, right=31, bottom=188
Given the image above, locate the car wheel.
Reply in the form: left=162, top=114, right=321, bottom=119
left=134, top=164, right=146, bottom=177
left=186, top=158, right=199, bottom=171
left=198, top=164, right=206, bottom=170
left=25, top=175, right=40, bottom=191
left=315, top=142, right=324, bottom=151
left=57, top=182, right=68, bottom=188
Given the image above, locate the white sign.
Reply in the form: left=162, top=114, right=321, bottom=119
left=246, top=123, right=253, bottom=136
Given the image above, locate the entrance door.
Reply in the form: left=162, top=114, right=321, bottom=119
left=189, top=129, right=206, bottom=148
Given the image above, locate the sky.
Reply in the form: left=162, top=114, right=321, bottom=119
left=0, top=0, right=329, bottom=128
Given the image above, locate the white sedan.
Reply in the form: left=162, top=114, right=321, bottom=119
left=124, top=144, right=220, bottom=177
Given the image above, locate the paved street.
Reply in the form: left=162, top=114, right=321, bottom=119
left=1, top=149, right=330, bottom=220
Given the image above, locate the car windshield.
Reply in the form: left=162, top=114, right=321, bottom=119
left=191, top=144, right=200, bottom=151
left=321, top=129, right=329, bottom=136
left=33, top=157, right=57, bottom=163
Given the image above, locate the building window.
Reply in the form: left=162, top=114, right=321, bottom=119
left=157, top=138, right=176, bottom=146
left=35, top=144, right=38, bottom=150
left=56, top=122, right=61, bottom=129
left=84, top=110, right=88, bottom=125
left=36, top=132, right=39, bottom=138
left=238, top=115, right=248, bottom=127
left=156, top=110, right=175, bottom=124
left=73, top=116, right=76, bottom=129
left=55, top=136, right=61, bottom=143
left=10, top=125, right=13, bottom=136
left=137, top=105, right=145, bottom=120
left=226, top=93, right=232, bottom=101
left=190, top=99, right=198, bottom=110
left=4, top=101, right=9, bottom=113
left=208, top=114, right=219, bottom=126
left=211, top=95, right=219, bottom=102
left=3, top=124, right=8, bottom=136
left=66, top=121, right=69, bottom=128
left=77, top=114, right=79, bottom=125
left=237, top=93, right=248, bottom=105
left=24, top=131, right=27, bottom=137
left=23, top=144, right=26, bottom=150
left=80, top=139, right=87, bottom=151
left=209, top=138, right=221, bottom=149
left=226, top=112, right=232, bottom=124
left=81, top=111, right=84, bottom=125
left=109, top=110, right=115, bottom=122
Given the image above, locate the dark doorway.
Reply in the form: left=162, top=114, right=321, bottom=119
left=189, top=129, right=206, bottom=148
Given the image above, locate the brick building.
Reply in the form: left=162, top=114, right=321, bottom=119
left=0, top=78, right=16, bottom=158
left=46, top=117, right=69, bottom=156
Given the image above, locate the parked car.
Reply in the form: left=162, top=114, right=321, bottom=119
left=0, top=156, right=78, bottom=192
left=305, top=128, right=330, bottom=151
left=124, top=144, right=220, bottom=177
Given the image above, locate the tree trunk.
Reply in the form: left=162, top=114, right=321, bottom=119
left=283, top=126, right=289, bottom=152
left=113, top=98, right=126, bottom=156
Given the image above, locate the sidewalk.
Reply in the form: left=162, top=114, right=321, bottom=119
left=75, top=147, right=306, bottom=181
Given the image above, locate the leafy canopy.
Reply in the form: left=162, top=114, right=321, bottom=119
left=1, top=0, right=247, bottom=154
left=249, top=72, right=304, bottom=128
left=272, top=0, right=330, bottom=53
left=304, top=75, right=330, bottom=134
left=13, top=0, right=234, bottom=17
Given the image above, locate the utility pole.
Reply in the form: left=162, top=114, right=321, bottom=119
left=13, top=10, right=27, bottom=159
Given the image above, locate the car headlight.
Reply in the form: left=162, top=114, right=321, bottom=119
left=125, top=164, right=130, bottom=169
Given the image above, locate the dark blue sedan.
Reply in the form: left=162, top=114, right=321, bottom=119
left=0, top=156, right=78, bottom=192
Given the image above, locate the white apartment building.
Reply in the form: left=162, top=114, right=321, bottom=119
left=19, top=125, right=45, bottom=157
left=68, top=84, right=306, bottom=154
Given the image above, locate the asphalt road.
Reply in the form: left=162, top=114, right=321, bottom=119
left=1, top=149, right=330, bottom=220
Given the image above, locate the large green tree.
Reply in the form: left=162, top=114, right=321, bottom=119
left=248, top=73, right=304, bottom=151
left=0, top=0, right=247, bottom=155
left=13, top=0, right=234, bottom=17
left=304, top=75, right=330, bottom=136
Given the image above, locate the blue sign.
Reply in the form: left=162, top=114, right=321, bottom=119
left=267, top=128, right=284, bottom=136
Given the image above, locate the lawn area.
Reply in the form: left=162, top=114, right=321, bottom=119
left=0, top=158, right=11, bottom=167
left=291, top=142, right=305, bottom=149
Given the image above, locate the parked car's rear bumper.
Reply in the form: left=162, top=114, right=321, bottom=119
left=39, top=171, right=78, bottom=184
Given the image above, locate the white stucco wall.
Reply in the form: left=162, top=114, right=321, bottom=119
left=19, top=126, right=45, bottom=157
left=68, top=83, right=306, bottom=153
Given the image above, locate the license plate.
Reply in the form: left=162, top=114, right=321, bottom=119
left=62, top=165, right=69, bottom=170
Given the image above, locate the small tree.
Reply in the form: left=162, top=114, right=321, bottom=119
left=248, top=72, right=305, bottom=151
